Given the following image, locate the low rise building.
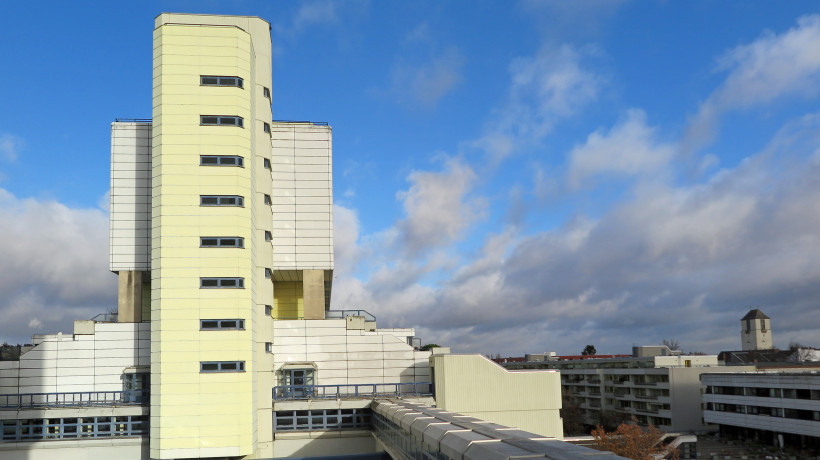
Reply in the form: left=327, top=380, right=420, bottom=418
left=506, top=346, right=754, bottom=432
left=702, top=371, right=820, bottom=453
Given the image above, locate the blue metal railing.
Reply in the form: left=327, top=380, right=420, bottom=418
left=273, top=382, right=431, bottom=401
left=326, top=309, right=377, bottom=322
left=0, top=390, right=148, bottom=409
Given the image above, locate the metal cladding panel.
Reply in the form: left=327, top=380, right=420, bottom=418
left=391, top=408, right=414, bottom=425
left=463, top=440, right=533, bottom=460
left=409, top=416, right=437, bottom=438
left=398, top=412, right=426, bottom=432
left=422, top=424, right=469, bottom=451
left=110, top=122, right=152, bottom=272
left=440, top=431, right=495, bottom=460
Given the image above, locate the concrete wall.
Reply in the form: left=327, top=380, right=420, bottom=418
left=430, top=354, right=563, bottom=438
left=0, top=438, right=149, bottom=460
left=0, top=323, right=149, bottom=395
left=110, top=122, right=151, bottom=272
left=272, top=319, right=431, bottom=386
left=272, top=431, right=378, bottom=458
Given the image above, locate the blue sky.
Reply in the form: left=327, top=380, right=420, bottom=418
left=2, top=1, right=820, bottom=356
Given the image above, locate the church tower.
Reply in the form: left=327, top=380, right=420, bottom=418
left=741, top=308, right=773, bottom=351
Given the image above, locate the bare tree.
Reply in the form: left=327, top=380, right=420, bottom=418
left=661, top=338, right=680, bottom=351
left=592, top=422, right=679, bottom=460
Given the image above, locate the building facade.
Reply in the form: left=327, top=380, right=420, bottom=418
left=702, top=372, right=820, bottom=453
left=505, top=347, right=754, bottom=432
left=0, top=12, right=573, bottom=460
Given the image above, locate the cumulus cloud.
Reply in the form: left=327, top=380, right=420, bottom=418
left=568, top=109, right=676, bottom=188
left=395, top=158, right=485, bottom=254
left=334, top=114, right=820, bottom=355
left=474, top=44, right=604, bottom=161
left=686, top=15, right=820, bottom=151
left=0, top=133, right=23, bottom=162
left=390, top=47, right=465, bottom=109
left=0, top=189, right=116, bottom=344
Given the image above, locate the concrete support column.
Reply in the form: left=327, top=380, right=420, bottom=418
left=303, top=269, right=325, bottom=320
left=118, top=270, right=143, bottom=322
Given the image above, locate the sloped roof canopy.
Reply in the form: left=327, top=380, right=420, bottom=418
left=742, top=308, right=770, bottom=320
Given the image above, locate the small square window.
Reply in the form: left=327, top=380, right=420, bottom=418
left=265, top=305, right=272, bottom=315
left=265, top=268, right=273, bottom=278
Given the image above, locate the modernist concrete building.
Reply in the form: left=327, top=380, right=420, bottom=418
left=702, top=372, right=820, bottom=453
left=505, top=347, right=754, bottom=433
left=0, top=12, right=580, bottom=460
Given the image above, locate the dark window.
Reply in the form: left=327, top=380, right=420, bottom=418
left=200, top=195, right=244, bottom=207
left=201, top=361, right=245, bottom=373
left=263, top=87, right=271, bottom=99
left=200, top=237, right=244, bottom=248
left=200, top=115, right=244, bottom=127
left=265, top=305, right=273, bottom=315
left=200, top=277, right=245, bottom=289
left=263, top=122, right=271, bottom=134
left=200, top=155, right=243, bottom=167
left=264, top=194, right=272, bottom=205
left=263, top=158, right=272, bottom=170
left=265, top=343, right=273, bottom=353
left=200, top=319, right=245, bottom=330
left=265, top=268, right=273, bottom=278
left=200, top=75, right=243, bottom=88
left=265, top=231, right=272, bottom=242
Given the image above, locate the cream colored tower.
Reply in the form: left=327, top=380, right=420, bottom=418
left=151, top=13, right=273, bottom=459
left=741, top=308, right=773, bottom=351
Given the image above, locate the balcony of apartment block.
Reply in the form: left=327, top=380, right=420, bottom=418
left=272, top=382, right=432, bottom=401
left=0, top=390, right=148, bottom=410
left=632, top=378, right=669, bottom=388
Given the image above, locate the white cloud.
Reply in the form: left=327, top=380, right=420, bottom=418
left=334, top=114, right=820, bottom=355
left=275, top=0, right=339, bottom=38
left=567, top=109, right=676, bottom=188
left=474, top=44, right=604, bottom=161
left=0, top=189, right=115, bottom=344
left=396, top=157, right=485, bottom=254
left=390, top=47, right=465, bottom=109
left=0, top=133, right=23, bottom=162
left=687, top=15, right=820, bottom=151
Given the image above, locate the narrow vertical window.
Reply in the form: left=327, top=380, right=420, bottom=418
left=263, top=158, right=272, bottom=170
left=264, top=194, right=272, bottom=205
left=263, top=87, right=271, bottom=99
left=265, top=231, right=272, bottom=242
left=263, top=122, right=271, bottom=134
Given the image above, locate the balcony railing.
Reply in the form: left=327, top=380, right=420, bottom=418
left=0, top=390, right=148, bottom=409
left=273, top=382, right=431, bottom=401
left=326, top=310, right=377, bottom=322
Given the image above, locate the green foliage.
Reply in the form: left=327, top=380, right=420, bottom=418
left=582, top=344, right=597, bottom=355
left=420, top=343, right=440, bottom=351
